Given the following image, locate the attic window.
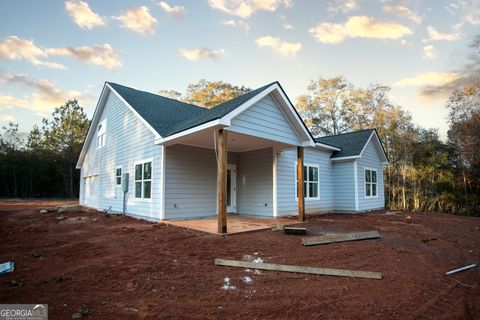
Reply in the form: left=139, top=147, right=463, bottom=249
left=97, top=119, right=106, bottom=149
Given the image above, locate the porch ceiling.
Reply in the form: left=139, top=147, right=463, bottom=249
left=167, top=129, right=295, bottom=153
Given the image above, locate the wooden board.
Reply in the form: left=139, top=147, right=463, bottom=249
left=302, top=231, right=381, bottom=246
left=215, top=259, right=382, bottom=280
left=284, top=227, right=307, bottom=235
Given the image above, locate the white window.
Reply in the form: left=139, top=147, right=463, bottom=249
left=97, top=119, right=106, bottom=149
left=295, top=164, right=319, bottom=200
left=115, top=166, right=122, bottom=186
left=365, top=168, right=378, bottom=198
left=134, top=161, right=152, bottom=199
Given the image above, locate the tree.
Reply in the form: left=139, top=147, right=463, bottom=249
left=183, top=79, right=251, bottom=108
left=38, top=99, right=90, bottom=198
left=296, top=76, right=359, bottom=136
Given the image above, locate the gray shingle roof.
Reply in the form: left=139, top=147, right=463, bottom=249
left=108, top=81, right=276, bottom=138
left=315, top=129, right=375, bottom=158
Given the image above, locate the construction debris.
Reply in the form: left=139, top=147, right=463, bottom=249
left=0, top=261, right=15, bottom=276
left=58, top=205, right=82, bottom=212
left=31, top=251, right=42, bottom=258
left=302, top=231, right=381, bottom=246
left=8, top=279, right=24, bottom=287
left=284, top=226, right=307, bottom=235
left=445, top=264, right=476, bottom=276
left=422, top=237, right=439, bottom=243
left=215, top=258, right=382, bottom=280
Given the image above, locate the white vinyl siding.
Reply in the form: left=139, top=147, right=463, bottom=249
left=357, top=139, right=385, bottom=210
left=229, top=95, right=301, bottom=146
left=276, top=147, right=334, bottom=216
left=332, top=161, right=356, bottom=211
left=80, top=91, right=163, bottom=221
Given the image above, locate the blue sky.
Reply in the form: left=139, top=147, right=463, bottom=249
left=0, top=0, right=479, bottom=137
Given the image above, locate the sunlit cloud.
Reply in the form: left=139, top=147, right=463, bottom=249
left=424, top=26, right=461, bottom=42
left=423, top=45, right=436, bottom=59
left=46, top=44, right=121, bottom=69
left=222, top=19, right=250, bottom=32
left=327, top=0, right=358, bottom=13
left=208, top=0, right=291, bottom=18
left=177, top=48, right=225, bottom=61
left=0, top=72, right=92, bottom=114
left=255, top=36, right=301, bottom=57
left=393, top=71, right=476, bottom=101
left=115, top=7, right=157, bottom=35
left=0, top=36, right=121, bottom=70
left=309, top=16, right=412, bottom=44
left=0, top=36, right=66, bottom=70
left=157, top=1, right=186, bottom=20
left=383, top=5, right=422, bottom=24
left=65, top=0, right=106, bottom=29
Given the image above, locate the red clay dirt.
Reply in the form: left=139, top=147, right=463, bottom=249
left=1, top=200, right=479, bottom=319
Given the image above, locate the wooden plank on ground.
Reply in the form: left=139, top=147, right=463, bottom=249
left=214, top=259, right=382, bottom=280
left=302, top=231, right=381, bottom=246
left=284, top=227, right=307, bottom=235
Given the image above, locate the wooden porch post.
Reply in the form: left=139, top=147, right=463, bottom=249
left=297, top=146, right=305, bottom=222
left=217, top=129, right=228, bottom=234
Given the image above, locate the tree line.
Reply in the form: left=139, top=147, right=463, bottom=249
left=1, top=36, right=478, bottom=215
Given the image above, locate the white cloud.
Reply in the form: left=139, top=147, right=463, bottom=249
left=309, top=16, right=412, bottom=44
left=222, top=19, right=250, bottom=31
left=383, top=5, right=422, bottom=24
left=283, top=23, right=293, bottom=30
left=178, top=48, right=225, bottom=61
left=447, top=0, right=480, bottom=26
left=0, top=36, right=121, bottom=70
left=65, top=0, right=106, bottom=29
left=0, top=73, right=92, bottom=113
left=0, top=114, right=16, bottom=122
left=255, top=36, right=301, bottom=57
left=423, top=45, right=436, bottom=59
left=393, top=71, right=460, bottom=88
left=157, top=1, right=186, bottom=20
left=46, top=44, right=121, bottom=69
left=424, top=26, right=461, bottom=42
left=208, top=0, right=290, bottom=18
left=0, top=36, right=65, bottom=70
left=115, top=7, right=157, bottom=35
left=328, top=0, right=358, bottom=13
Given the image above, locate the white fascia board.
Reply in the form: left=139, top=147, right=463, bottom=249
left=76, top=83, right=109, bottom=169
left=154, top=119, right=224, bottom=144
left=354, top=160, right=359, bottom=211
left=330, top=155, right=360, bottom=161
left=106, top=83, right=161, bottom=140
left=315, top=142, right=341, bottom=151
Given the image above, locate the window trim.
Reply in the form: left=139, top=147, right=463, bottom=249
left=364, top=167, right=378, bottom=199
left=294, top=162, right=320, bottom=201
left=115, top=165, right=122, bottom=187
left=96, top=119, right=107, bottom=149
left=133, top=158, right=153, bottom=201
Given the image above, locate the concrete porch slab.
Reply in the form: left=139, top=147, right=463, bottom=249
left=163, top=215, right=301, bottom=235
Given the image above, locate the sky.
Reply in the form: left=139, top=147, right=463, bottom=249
left=0, top=0, right=479, bottom=138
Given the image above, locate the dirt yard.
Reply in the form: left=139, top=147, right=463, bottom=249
left=0, top=200, right=479, bottom=319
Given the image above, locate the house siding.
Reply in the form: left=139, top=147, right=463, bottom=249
left=164, top=144, right=240, bottom=219
left=237, top=148, right=273, bottom=216
left=357, top=139, right=385, bottom=210
left=80, top=91, right=163, bottom=221
left=332, top=161, right=356, bottom=211
left=228, top=95, right=301, bottom=146
left=276, top=147, right=335, bottom=216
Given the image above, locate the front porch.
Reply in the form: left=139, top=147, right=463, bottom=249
left=164, top=214, right=300, bottom=235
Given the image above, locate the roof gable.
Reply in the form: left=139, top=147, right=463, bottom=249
left=316, top=129, right=375, bottom=158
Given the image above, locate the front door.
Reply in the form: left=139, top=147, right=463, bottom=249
left=227, top=164, right=236, bottom=213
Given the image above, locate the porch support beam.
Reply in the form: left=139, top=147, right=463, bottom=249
left=297, top=146, right=305, bottom=221
left=217, top=129, right=228, bottom=234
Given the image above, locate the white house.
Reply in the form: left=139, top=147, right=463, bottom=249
left=76, top=81, right=388, bottom=231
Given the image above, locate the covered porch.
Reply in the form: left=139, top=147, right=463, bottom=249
left=162, top=128, right=307, bottom=235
